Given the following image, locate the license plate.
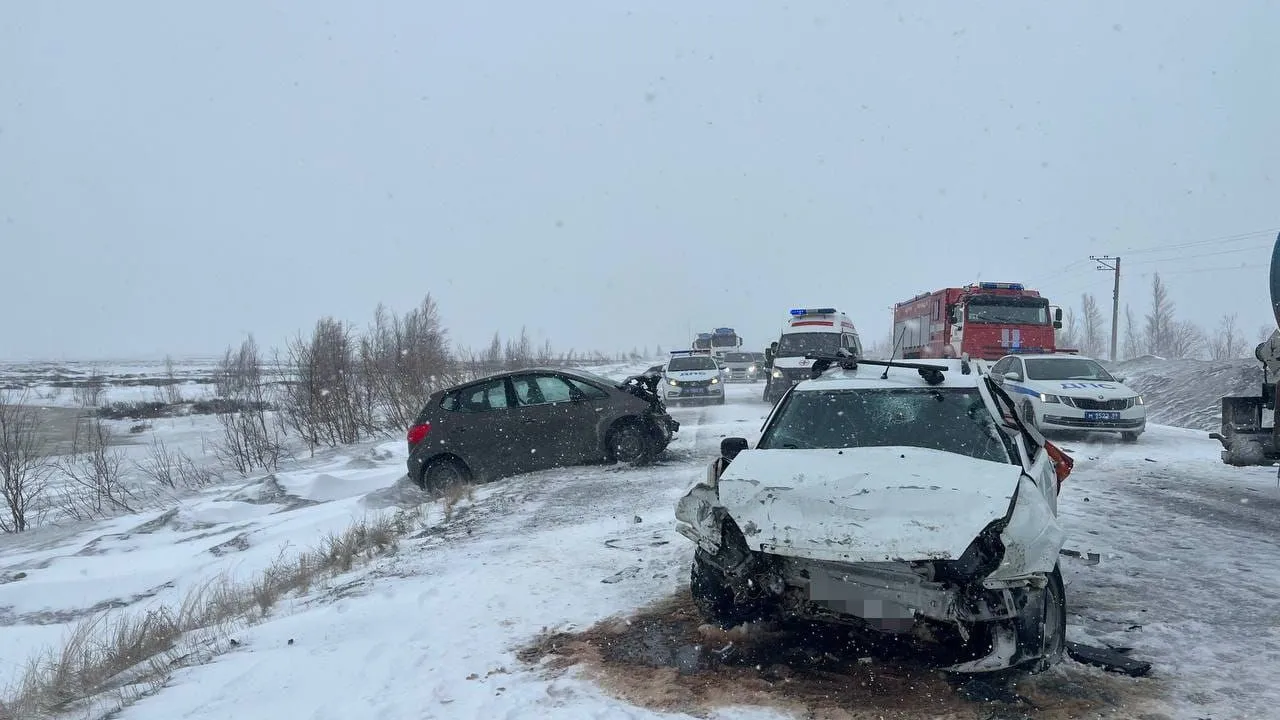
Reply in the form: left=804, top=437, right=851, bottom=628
left=1083, top=411, right=1120, bottom=421
left=684, top=387, right=706, bottom=394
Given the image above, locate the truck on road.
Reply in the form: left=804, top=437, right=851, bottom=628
left=892, top=282, right=1064, bottom=361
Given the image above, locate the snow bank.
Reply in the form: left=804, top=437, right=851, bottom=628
left=1105, top=356, right=1263, bottom=432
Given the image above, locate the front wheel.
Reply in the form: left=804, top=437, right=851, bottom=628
left=690, top=551, right=765, bottom=628
left=607, top=420, right=655, bottom=465
left=1024, top=565, right=1067, bottom=673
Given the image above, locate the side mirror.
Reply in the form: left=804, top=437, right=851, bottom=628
left=1054, top=308, right=1063, bottom=322
left=1053, top=320, right=1063, bottom=329
left=948, top=308, right=959, bottom=324
left=1004, top=371, right=1022, bottom=382
left=721, top=437, right=749, bottom=462
left=1114, top=376, right=1126, bottom=384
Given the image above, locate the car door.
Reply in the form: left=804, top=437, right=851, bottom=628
left=508, top=373, right=601, bottom=469
left=444, top=377, right=526, bottom=478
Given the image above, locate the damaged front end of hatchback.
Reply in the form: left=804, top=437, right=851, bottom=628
left=674, top=438, right=1067, bottom=674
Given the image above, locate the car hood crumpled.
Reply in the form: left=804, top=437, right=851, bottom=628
left=716, top=446, right=1024, bottom=563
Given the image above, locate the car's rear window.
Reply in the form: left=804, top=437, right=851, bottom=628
left=758, top=388, right=1015, bottom=464
left=723, top=353, right=752, bottom=362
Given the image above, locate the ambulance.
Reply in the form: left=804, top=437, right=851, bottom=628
left=763, top=308, right=862, bottom=404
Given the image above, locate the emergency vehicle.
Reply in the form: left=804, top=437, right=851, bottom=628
left=763, top=308, right=862, bottom=404
left=708, top=327, right=743, bottom=362
left=892, top=282, right=1065, bottom=361
left=662, top=350, right=726, bottom=405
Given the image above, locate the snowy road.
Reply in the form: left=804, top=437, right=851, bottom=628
left=2, top=377, right=1278, bottom=718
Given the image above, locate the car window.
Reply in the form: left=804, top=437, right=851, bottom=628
left=724, top=353, right=751, bottom=362
left=446, top=378, right=509, bottom=412
left=566, top=377, right=609, bottom=399
left=1024, top=357, right=1113, bottom=382
left=511, top=374, right=578, bottom=405
left=668, top=356, right=717, bottom=371
left=758, top=388, right=1016, bottom=464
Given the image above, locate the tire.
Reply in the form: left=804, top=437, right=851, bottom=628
left=715, top=395, right=726, bottom=405
left=419, top=457, right=471, bottom=493
left=1121, top=431, right=1141, bottom=442
left=1025, top=565, right=1067, bottom=673
left=607, top=420, right=654, bottom=465
left=690, top=551, right=761, bottom=628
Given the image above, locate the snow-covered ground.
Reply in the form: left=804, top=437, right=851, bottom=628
left=3, top=365, right=1279, bottom=718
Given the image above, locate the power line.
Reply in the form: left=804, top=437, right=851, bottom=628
left=1120, top=243, right=1272, bottom=267
left=1116, top=226, right=1280, bottom=256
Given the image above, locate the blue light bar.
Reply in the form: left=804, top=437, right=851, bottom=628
left=790, top=307, right=838, bottom=316
left=978, top=282, right=1024, bottom=291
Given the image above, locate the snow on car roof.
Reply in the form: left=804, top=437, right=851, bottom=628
left=794, top=358, right=984, bottom=391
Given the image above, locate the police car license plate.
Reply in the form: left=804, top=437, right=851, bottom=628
left=1084, top=411, right=1120, bottom=421
left=684, top=387, right=706, bottom=394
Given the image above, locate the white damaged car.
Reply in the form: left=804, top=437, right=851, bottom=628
left=989, top=353, right=1145, bottom=441
left=674, top=355, right=1075, bottom=673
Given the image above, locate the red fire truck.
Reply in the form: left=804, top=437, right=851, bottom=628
left=892, top=282, right=1065, bottom=361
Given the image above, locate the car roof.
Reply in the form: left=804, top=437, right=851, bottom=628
left=448, top=366, right=620, bottom=388
left=793, top=358, right=984, bottom=391
left=1004, top=353, right=1098, bottom=362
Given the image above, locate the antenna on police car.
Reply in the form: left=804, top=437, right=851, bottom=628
left=881, top=327, right=907, bottom=379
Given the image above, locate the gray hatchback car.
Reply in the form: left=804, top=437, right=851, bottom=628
left=406, top=367, right=680, bottom=490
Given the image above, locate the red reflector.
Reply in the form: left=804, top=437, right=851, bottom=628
left=407, top=423, right=431, bottom=445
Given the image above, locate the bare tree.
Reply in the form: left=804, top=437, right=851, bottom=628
left=1080, top=293, right=1106, bottom=358
left=279, top=318, right=372, bottom=451
left=72, top=368, right=106, bottom=408
left=503, top=326, right=533, bottom=369
left=1122, top=305, right=1143, bottom=360
left=1056, top=307, right=1081, bottom=351
left=359, top=295, right=453, bottom=431
left=163, top=354, right=183, bottom=405
left=0, top=390, right=53, bottom=533
left=1166, top=320, right=1206, bottom=359
left=1260, top=325, right=1276, bottom=344
left=483, top=332, right=502, bottom=370
left=55, top=417, right=137, bottom=521
left=1143, top=273, right=1175, bottom=357
left=1210, top=313, right=1247, bottom=360
left=213, top=337, right=286, bottom=473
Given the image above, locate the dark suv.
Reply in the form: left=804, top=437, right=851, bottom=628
left=406, top=367, right=680, bottom=490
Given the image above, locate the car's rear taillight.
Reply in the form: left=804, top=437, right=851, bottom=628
left=407, top=422, right=431, bottom=445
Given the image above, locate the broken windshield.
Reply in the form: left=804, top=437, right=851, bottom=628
left=758, top=388, right=1016, bottom=464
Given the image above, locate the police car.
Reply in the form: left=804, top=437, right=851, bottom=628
left=990, top=353, right=1146, bottom=441
left=662, top=350, right=726, bottom=405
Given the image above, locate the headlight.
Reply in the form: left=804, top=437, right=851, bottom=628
left=1135, top=395, right=1144, bottom=406
left=668, top=379, right=678, bottom=386
left=772, top=368, right=783, bottom=378
left=710, top=377, right=719, bottom=384
left=1039, top=393, right=1061, bottom=403
left=748, top=365, right=756, bottom=372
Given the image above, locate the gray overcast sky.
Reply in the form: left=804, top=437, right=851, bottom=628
left=2, top=1, right=1277, bottom=361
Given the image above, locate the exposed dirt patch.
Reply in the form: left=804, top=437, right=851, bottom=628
left=518, top=593, right=1173, bottom=719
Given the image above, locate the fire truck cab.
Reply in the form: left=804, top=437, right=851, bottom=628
left=763, top=308, right=862, bottom=404
left=893, top=282, right=1064, bottom=361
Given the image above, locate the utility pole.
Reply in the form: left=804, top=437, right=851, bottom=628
left=1091, top=255, right=1121, bottom=361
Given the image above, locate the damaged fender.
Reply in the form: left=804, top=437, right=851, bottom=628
left=986, top=475, right=1066, bottom=586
